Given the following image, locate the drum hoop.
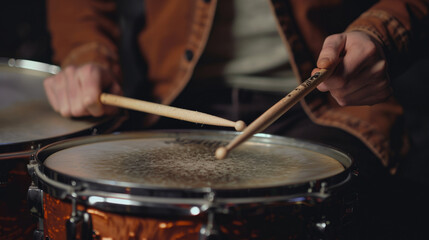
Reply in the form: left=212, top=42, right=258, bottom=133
left=30, top=130, right=354, bottom=216
left=35, top=167, right=350, bottom=217
left=0, top=58, right=124, bottom=159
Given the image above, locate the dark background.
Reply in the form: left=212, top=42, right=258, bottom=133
left=0, top=0, right=52, bottom=63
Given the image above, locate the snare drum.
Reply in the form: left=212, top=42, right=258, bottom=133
left=0, top=59, right=121, bottom=239
left=29, top=130, right=355, bottom=240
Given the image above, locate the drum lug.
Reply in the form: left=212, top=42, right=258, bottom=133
left=28, top=183, right=44, bottom=218
left=66, top=183, right=93, bottom=240
left=66, top=211, right=93, bottom=240
left=33, top=229, right=45, bottom=240
left=28, top=182, right=46, bottom=239
left=199, top=191, right=222, bottom=240
left=199, top=211, right=220, bottom=240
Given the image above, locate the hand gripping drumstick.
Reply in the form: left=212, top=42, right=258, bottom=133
left=215, top=69, right=333, bottom=159
left=100, top=93, right=247, bottom=131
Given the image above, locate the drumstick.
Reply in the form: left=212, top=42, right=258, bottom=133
left=215, top=69, right=333, bottom=159
left=100, top=93, right=247, bottom=131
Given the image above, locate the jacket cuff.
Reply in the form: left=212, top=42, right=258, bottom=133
left=346, top=9, right=410, bottom=59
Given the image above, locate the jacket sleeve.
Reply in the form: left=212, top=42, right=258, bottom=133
left=46, top=0, right=121, bottom=77
left=346, top=0, right=429, bottom=76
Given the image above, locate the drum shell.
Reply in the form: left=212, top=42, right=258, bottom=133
left=30, top=130, right=356, bottom=240
left=39, top=185, right=355, bottom=240
left=43, top=193, right=204, bottom=240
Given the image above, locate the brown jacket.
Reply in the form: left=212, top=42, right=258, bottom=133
left=47, top=0, right=429, bottom=171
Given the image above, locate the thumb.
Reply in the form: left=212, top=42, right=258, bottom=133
left=317, top=33, right=346, bottom=69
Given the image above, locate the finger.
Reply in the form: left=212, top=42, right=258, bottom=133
left=317, top=34, right=346, bottom=69
left=53, top=73, right=72, bottom=117
left=317, top=63, right=345, bottom=92
left=330, top=72, right=391, bottom=106
left=328, top=58, right=389, bottom=102
left=334, top=81, right=392, bottom=106
left=316, top=34, right=347, bottom=92
left=318, top=45, right=367, bottom=93
left=317, top=34, right=381, bottom=93
left=64, top=67, right=90, bottom=117
left=78, top=65, right=105, bottom=117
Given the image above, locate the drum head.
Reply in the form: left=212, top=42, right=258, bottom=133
left=0, top=59, right=116, bottom=159
left=39, top=130, right=352, bottom=194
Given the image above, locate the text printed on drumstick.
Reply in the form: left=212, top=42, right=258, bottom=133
left=215, top=69, right=332, bottom=160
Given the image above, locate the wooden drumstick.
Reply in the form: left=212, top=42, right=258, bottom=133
left=100, top=93, right=247, bottom=131
left=215, top=69, right=333, bottom=159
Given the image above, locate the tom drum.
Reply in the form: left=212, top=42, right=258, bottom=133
left=29, top=130, right=356, bottom=240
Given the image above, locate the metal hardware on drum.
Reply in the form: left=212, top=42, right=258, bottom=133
left=27, top=130, right=355, bottom=239
left=199, top=211, right=220, bottom=240
left=66, top=182, right=93, bottom=240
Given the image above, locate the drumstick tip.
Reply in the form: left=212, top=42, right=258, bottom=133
left=215, top=147, right=228, bottom=160
left=234, top=120, right=246, bottom=132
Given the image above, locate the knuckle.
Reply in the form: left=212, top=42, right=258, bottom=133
left=336, top=98, right=347, bottom=106
left=81, top=64, right=99, bottom=76
left=374, top=78, right=390, bottom=89
left=82, top=96, right=95, bottom=108
left=80, top=64, right=92, bottom=72
left=330, top=78, right=347, bottom=89
left=331, top=90, right=351, bottom=106
left=337, top=80, right=347, bottom=89
left=322, top=76, right=347, bottom=90
left=77, top=65, right=91, bottom=78
left=375, top=60, right=387, bottom=73
left=79, top=65, right=101, bottom=84
left=70, top=106, right=85, bottom=117
left=364, top=42, right=377, bottom=56
left=59, top=107, right=71, bottom=118
left=64, top=66, right=76, bottom=75
left=326, top=33, right=344, bottom=42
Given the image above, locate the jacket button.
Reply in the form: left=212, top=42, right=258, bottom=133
left=185, top=49, right=194, bottom=61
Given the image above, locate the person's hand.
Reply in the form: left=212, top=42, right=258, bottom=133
left=313, top=31, right=392, bottom=106
left=44, top=63, right=123, bottom=117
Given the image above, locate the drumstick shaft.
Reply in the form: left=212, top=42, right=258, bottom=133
left=216, top=69, right=332, bottom=159
left=100, top=93, right=245, bottom=130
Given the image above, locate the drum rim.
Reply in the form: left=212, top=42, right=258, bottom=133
left=0, top=58, right=61, bottom=75
left=31, top=129, right=354, bottom=198
left=0, top=58, right=121, bottom=159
